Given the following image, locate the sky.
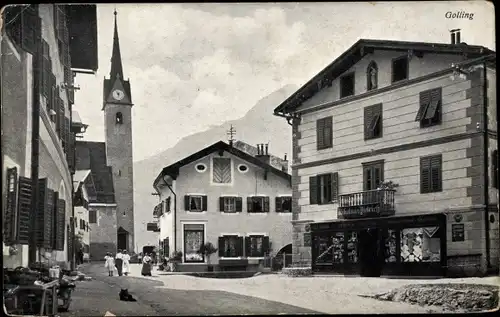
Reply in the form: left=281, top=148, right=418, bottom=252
left=73, top=1, right=495, bottom=163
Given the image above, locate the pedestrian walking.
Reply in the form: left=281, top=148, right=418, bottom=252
left=115, top=249, right=124, bottom=276
left=78, top=248, right=84, bottom=266
left=104, top=252, right=115, bottom=276
left=122, top=250, right=131, bottom=276
left=141, top=253, right=152, bottom=276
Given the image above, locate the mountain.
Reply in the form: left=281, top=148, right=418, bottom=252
left=132, top=85, right=298, bottom=250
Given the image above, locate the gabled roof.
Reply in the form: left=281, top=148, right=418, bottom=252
left=73, top=169, right=91, bottom=193
left=274, top=39, right=495, bottom=115
left=154, top=141, right=291, bottom=188
left=75, top=141, right=116, bottom=204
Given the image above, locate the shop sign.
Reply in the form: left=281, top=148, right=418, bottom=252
left=303, top=232, right=311, bottom=247
left=451, top=223, right=465, bottom=242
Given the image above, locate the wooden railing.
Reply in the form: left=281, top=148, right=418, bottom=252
left=337, top=189, right=396, bottom=219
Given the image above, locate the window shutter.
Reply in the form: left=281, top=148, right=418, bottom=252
left=21, top=5, right=40, bottom=54
left=184, top=195, right=190, bottom=211
left=4, top=167, right=19, bottom=244
left=309, top=176, right=318, bottom=204
left=56, top=199, right=66, bottom=251
left=363, top=167, right=371, bottom=191
left=245, top=237, right=251, bottom=257
left=415, top=90, right=431, bottom=121
left=275, top=197, right=283, bottom=213
left=364, top=106, right=373, bottom=139
left=324, top=117, right=333, bottom=148
left=262, top=236, right=270, bottom=256
left=67, top=224, right=72, bottom=262
left=219, top=197, right=225, bottom=212
left=317, top=119, right=325, bottom=149
left=218, top=237, right=224, bottom=257
left=424, top=88, right=442, bottom=120
left=493, top=150, right=498, bottom=189
left=247, top=197, right=253, bottom=212
left=420, top=158, right=431, bottom=193
left=430, top=156, right=442, bottom=192
left=57, top=97, right=64, bottom=138
left=331, top=172, right=339, bottom=202
left=202, top=195, right=208, bottom=211
left=52, top=192, right=59, bottom=249
left=237, top=236, right=244, bottom=257
left=36, top=178, right=48, bottom=247
left=45, top=189, right=54, bottom=249
left=264, top=196, right=270, bottom=212
left=17, top=176, right=32, bottom=245
left=67, top=127, right=75, bottom=172
left=236, top=197, right=242, bottom=212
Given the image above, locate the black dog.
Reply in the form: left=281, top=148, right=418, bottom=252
left=119, top=289, right=137, bottom=302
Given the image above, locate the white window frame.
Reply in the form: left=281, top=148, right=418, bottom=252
left=246, top=232, right=268, bottom=259
left=279, top=195, right=293, bottom=213
left=186, top=194, right=204, bottom=213
left=248, top=195, right=267, bottom=214
left=219, top=233, right=243, bottom=260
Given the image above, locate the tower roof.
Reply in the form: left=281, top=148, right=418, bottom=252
left=110, top=9, right=124, bottom=80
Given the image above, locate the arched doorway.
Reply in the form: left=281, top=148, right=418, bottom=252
left=274, top=243, right=292, bottom=270
left=117, top=226, right=129, bottom=251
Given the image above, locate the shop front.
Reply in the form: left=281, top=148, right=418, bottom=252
left=310, top=213, right=447, bottom=276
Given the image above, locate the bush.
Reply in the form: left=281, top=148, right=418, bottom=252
left=282, top=267, right=312, bottom=277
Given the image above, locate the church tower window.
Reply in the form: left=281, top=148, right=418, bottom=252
left=116, top=112, right=123, bottom=124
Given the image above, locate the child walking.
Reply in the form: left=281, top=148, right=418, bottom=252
left=104, top=252, right=115, bottom=276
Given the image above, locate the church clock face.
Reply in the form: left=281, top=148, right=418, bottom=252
left=112, top=89, right=125, bottom=101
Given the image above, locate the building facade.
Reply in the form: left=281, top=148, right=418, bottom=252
left=73, top=169, right=93, bottom=260
left=152, top=141, right=292, bottom=272
left=1, top=4, right=97, bottom=268
left=274, top=34, right=498, bottom=276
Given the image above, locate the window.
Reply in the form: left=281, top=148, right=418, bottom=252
left=89, top=210, right=97, bottom=223
left=184, top=195, right=207, bottom=212
left=238, top=164, right=248, bottom=173
left=363, top=161, right=384, bottom=191
left=245, top=235, right=270, bottom=257
left=364, top=103, right=383, bottom=140
left=415, top=88, right=442, bottom=128
left=340, top=72, right=355, bottom=98
left=183, top=224, right=204, bottom=262
left=4, top=5, right=40, bottom=54
left=420, top=155, right=442, bottom=193
left=392, top=56, right=408, bottom=83
left=309, top=173, right=339, bottom=205
left=276, top=196, right=292, bottom=213
left=367, top=61, right=378, bottom=91
left=492, top=150, right=498, bottom=189
left=212, top=157, right=232, bottom=183
left=316, top=116, right=333, bottom=150
left=218, top=235, right=243, bottom=257
left=4, top=167, right=18, bottom=244
left=80, top=219, right=84, bottom=229
left=247, top=196, right=270, bottom=213
left=219, top=196, right=243, bottom=213
left=401, top=227, right=441, bottom=262
left=116, top=112, right=123, bottom=124
left=195, top=163, right=207, bottom=172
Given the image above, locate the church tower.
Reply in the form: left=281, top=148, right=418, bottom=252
left=103, top=10, right=135, bottom=253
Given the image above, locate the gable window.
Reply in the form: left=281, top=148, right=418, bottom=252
left=245, top=235, right=270, bottom=257
left=184, top=195, right=208, bottom=212
left=392, top=56, right=408, bottom=83
left=116, top=112, right=123, bottom=124
left=363, top=160, right=384, bottom=191
left=184, top=224, right=204, bottom=262
left=420, top=155, right=442, bottom=193
left=309, top=172, right=339, bottom=205
left=89, top=210, right=97, bottom=224
left=367, top=61, right=378, bottom=91
left=415, top=88, right=442, bottom=128
left=364, top=103, right=383, bottom=140
left=218, top=235, right=243, bottom=258
left=275, top=196, right=292, bottom=213
left=219, top=196, right=243, bottom=213
left=212, top=157, right=232, bottom=184
left=340, top=72, right=355, bottom=98
left=317, top=116, right=333, bottom=150
left=493, top=150, right=498, bottom=189
left=247, top=196, right=270, bottom=213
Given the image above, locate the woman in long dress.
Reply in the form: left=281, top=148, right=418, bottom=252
left=122, top=250, right=131, bottom=276
left=115, top=250, right=123, bottom=276
left=141, top=253, right=152, bottom=276
left=104, top=252, right=115, bottom=276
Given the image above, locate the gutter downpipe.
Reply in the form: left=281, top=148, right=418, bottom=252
left=482, top=63, right=491, bottom=270
left=164, top=177, right=177, bottom=253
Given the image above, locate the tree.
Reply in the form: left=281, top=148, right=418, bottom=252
left=198, top=242, right=218, bottom=271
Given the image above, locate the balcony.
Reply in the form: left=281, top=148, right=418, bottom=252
left=338, top=189, right=396, bottom=219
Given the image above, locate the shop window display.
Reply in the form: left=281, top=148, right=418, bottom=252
left=385, top=229, right=397, bottom=263
left=315, top=235, right=333, bottom=264
left=400, top=227, right=440, bottom=263
left=347, top=231, right=358, bottom=263
left=332, top=232, right=345, bottom=264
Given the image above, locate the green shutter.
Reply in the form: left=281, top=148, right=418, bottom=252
left=309, top=176, right=318, bottom=204
left=4, top=167, right=19, bottom=244
left=202, top=195, right=208, bottom=211
left=275, top=197, right=282, bottom=213
left=331, top=172, right=339, bottom=202
left=218, top=237, right=224, bottom=257
left=264, top=196, right=270, bottom=212
left=219, top=197, right=225, bottom=212
left=247, top=197, right=253, bottom=213
left=236, top=197, right=242, bottom=212
left=184, top=195, right=190, bottom=211
left=17, top=176, right=32, bottom=245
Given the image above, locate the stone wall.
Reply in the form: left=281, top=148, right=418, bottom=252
left=89, top=205, right=117, bottom=260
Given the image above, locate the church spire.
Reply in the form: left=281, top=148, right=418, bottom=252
left=110, top=9, right=124, bottom=80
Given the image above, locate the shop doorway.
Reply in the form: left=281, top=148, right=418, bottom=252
left=358, top=228, right=383, bottom=277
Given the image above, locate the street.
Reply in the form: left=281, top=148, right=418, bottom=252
left=60, top=264, right=320, bottom=316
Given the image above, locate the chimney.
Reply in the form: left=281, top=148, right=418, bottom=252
left=281, top=153, right=289, bottom=172
left=255, top=143, right=270, bottom=165
left=450, top=29, right=461, bottom=45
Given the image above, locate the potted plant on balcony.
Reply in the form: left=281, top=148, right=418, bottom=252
left=169, top=251, right=183, bottom=272
left=377, top=181, right=399, bottom=191
left=198, top=242, right=218, bottom=272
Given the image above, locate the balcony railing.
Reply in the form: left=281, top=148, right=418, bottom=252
left=338, top=189, right=396, bottom=219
